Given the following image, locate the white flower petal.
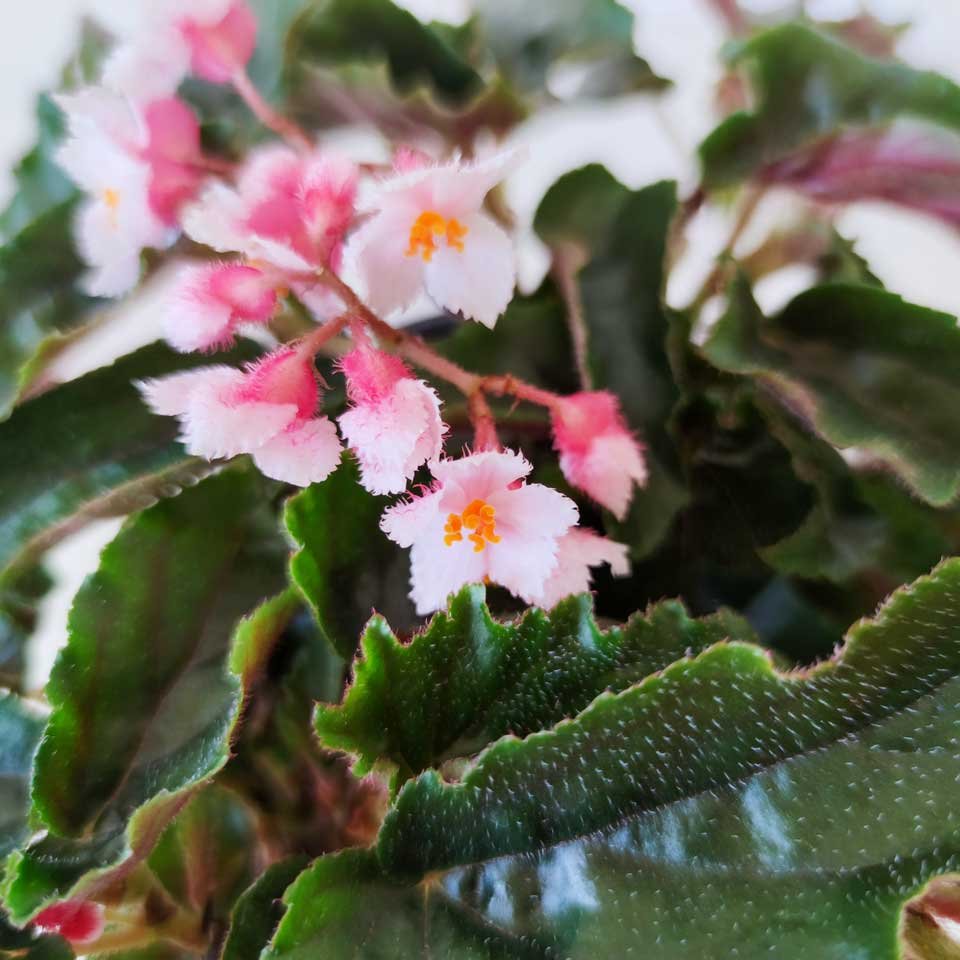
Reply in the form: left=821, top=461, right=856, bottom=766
left=424, top=212, right=515, bottom=327
left=342, top=208, right=425, bottom=320
left=252, top=417, right=343, bottom=487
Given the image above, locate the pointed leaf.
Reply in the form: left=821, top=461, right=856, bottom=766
left=272, top=558, right=960, bottom=957
left=2, top=473, right=288, bottom=922
left=316, top=585, right=755, bottom=781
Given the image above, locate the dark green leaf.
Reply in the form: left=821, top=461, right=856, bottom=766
left=316, top=585, right=755, bottom=782
left=0, top=340, right=259, bottom=581
left=221, top=856, right=309, bottom=960
left=273, top=557, right=960, bottom=958
left=700, top=23, right=960, bottom=188
left=0, top=916, right=72, bottom=960
left=1, top=472, right=287, bottom=922
left=701, top=276, right=960, bottom=505
left=285, top=460, right=414, bottom=660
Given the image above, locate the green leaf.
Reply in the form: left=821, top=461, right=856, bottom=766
left=534, top=167, right=687, bottom=556
left=285, top=460, right=414, bottom=660
left=0, top=567, right=52, bottom=690
left=148, top=787, right=258, bottom=922
left=221, top=856, right=309, bottom=960
left=0, top=340, right=259, bottom=581
left=2, top=472, right=288, bottom=922
left=758, top=398, right=953, bottom=584
left=316, top=585, right=755, bottom=782
left=700, top=23, right=960, bottom=188
left=701, top=275, right=960, bottom=506
left=286, top=0, right=485, bottom=107
left=474, top=0, right=666, bottom=100
left=0, top=916, right=72, bottom=960
left=273, top=557, right=960, bottom=957
left=0, top=694, right=44, bottom=862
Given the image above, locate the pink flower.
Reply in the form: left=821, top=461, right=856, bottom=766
left=138, top=347, right=342, bottom=486
left=551, top=391, right=648, bottom=520
left=343, top=151, right=519, bottom=328
left=163, top=262, right=279, bottom=353
left=184, top=145, right=358, bottom=274
left=55, top=89, right=206, bottom=296
left=338, top=344, right=445, bottom=495
left=533, top=530, right=630, bottom=608
left=104, top=0, right=257, bottom=100
left=381, top=449, right=578, bottom=614
left=33, top=901, right=105, bottom=945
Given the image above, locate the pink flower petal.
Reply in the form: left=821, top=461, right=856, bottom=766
left=535, top=530, right=630, bottom=608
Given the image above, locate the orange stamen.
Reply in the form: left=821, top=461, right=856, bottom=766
left=406, top=210, right=469, bottom=262
left=444, top=499, right=500, bottom=552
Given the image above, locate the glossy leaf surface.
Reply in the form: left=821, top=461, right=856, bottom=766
left=270, top=558, right=960, bottom=958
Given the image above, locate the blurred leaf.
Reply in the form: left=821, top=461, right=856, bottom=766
left=0, top=916, right=72, bottom=960
left=271, top=558, right=960, bottom=958
left=701, top=275, right=960, bottom=505
left=0, top=568, right=52, bottom=691
left=701, top=23, right=960, bottom=188
left=316, top=585, right=755, bottom=784
left=287, top=0, right=484, bottom=106
left=221, top=856, right=309, bottom=960
left=2, top=472, right=287, bottom=922
left=285, top=460, right=414, bottom=660
left=0, top=340, right=259, bottom=581
left=758, top=398, right=954, bottom=584
left=0, top=694, right=44, bottom=863
left=474, top=0, right=666, bottom=100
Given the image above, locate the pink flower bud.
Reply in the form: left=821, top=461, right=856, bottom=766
left=184, top=146, right=358, bottom=276
left=338, top=345, right=446, bottom=494
left=164, top=262, right=279, bottom=353
left=141, top=98, right=205, bottom=224
left=381, top=449, right=578, bottom=614
left=181, top=1, right=258, bottom=84
left=551, top=391, right=648, bottom=521
left=138, top=346, right=342, bottom=487
left=33, top=901, right=105, bottom=945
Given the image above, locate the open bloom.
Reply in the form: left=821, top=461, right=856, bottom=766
left=164, top=262, right=279, bottom=352
left=551, top=391, right=648, bottom=520
left=344, top=150, right=518, bottom=328
left=381, top=449, right=578, bottom=614
left=533, top=530, right=630, bottom=609
left=184, top=145, right=358, bottom=273
left=104, top=0, right=257, bottom=100
left=56, top=90, right=206, bottom=296
left=138, top=347, right=342, bottom=486
left=338, top=344, right=445, bottom=495
left=33, top=901, right=105, bottom=945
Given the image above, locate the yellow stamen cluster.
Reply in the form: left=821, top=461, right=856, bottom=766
left=406, top=210, right=469, bottom=262
left=444, top=498, right=501, bottom=552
